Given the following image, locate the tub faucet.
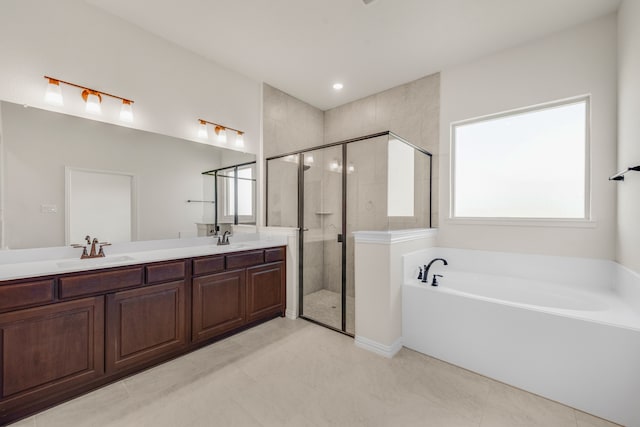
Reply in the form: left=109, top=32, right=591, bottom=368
left=422, top=258, right=448, bottom=284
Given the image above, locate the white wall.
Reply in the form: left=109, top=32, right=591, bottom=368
left=438, top=15, right=618, bottom=259
left=617, top=1, right=640, bottom=273
left=0, top=0, right=261, bottom=154
left=2, top=102, right=231, bottom=249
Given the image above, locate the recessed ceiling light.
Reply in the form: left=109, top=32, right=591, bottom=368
left=333, top=83, right=344, bottom=90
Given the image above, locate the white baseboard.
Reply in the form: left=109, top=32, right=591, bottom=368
left=354, top=335, right=403, bottom=358
left=285, top=308, right=298, bottom=320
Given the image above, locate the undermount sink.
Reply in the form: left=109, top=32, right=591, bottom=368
left=57, top=255, right=135, bottom=269
left=226, top=242, right=250, bottom=249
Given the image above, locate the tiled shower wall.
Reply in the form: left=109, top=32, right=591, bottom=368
left=263, top=84, right=324, bottom=158
left=323, top=73, right=440, bottom=227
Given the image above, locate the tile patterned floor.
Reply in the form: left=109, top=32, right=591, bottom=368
left=12, top=318, right=620, bottom=427
left=303, top=289, right=355, bottom=334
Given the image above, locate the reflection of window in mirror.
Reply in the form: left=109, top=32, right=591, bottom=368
left=387, top=138, right=415, bottom=217
left=221, top=164, right=256, bottom=224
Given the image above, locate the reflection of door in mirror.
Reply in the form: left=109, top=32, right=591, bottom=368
left=66, top=168, right=136, bottom=245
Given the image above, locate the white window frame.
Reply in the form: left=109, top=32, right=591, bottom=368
left=219, top=164, right=256, bottom=224
left=449, top=95, right=593, bottom=228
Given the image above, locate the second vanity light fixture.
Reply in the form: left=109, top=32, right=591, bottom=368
left=197, top=119, right=245, bottom=148
left=44, top=76, right=135, bottom=122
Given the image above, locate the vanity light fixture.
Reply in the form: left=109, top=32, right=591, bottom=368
left=82, top=90, right=102, bottom=114
left=235, top=131, right=244, bottom=148
left=43, top=76, right=135, bottom=122
left=215, top=126, right=227, bottom=144
left=198, top=119, right=246, bottom=148
left=44, top=78, right=64, bottom=106
left=119, top=100, right=134, bottom=123
left=198, top=120, right=209, bottom=139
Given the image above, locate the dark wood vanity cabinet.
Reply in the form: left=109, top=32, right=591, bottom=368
left=0, top=245, right=286, bottom=425
left=106, top=280, right=187, bottom=373
left=0, top=296, right=104, bottom=410
left=192, top=247, right=286, bottom=341
left=192, top=269, right=245, bottom=342
left=246, top=262, right=285, bottom=323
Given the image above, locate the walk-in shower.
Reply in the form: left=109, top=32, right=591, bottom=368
left=266, top=132, right=432, bottom=335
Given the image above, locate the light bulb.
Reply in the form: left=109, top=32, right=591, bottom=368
left=215, top=126, right=227, bottom=143
left=347, top=162, right=355, bottom=173
left=305, top=155, right=314, bottom=165
left=235, top=131, right=244, bottom=148
left=333, top=83, right=344, bottom=90
left=119, top=100, right=133, bottom=122
left=44, top=79, right=63, bottom=106
left=198, top=121, right=208, bottom=139
left=83, top=90, right=102, bottom=114
left=329, top=160, right=339, bottom=171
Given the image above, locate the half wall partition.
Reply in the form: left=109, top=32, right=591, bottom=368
left=266, top=132, right=432, bottom=335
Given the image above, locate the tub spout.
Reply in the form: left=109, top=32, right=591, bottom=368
left=422, top=258, right=448, bottom=284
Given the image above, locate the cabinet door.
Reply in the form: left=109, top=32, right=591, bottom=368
left=106, top=281, right=186, bottom=373
left=192, top=269, right=245, bottom=342
left=246, top=262, right=285, bottom=323
left=0, top=297, right=104, bottom=406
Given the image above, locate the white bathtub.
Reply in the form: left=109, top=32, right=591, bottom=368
left=402, top=248, right=640, bottom=427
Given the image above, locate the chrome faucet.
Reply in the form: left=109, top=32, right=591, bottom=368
left=71, top=235, right=111, bottom=259
left=422, top=258, right=448, bottom=285
left=217, top=231, right=231, bottom=246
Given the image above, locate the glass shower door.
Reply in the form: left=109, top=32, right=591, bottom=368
left=300, top=147, right=345, bottom=331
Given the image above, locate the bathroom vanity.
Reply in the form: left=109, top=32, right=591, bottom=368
left=0, top=243, right=286, bottom=424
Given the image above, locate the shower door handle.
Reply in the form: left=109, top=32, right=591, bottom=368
left=337, top=234, right=343, bottom=243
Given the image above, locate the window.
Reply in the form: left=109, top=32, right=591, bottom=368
left=387, top=138, right=415, bottom=217
left=451, top=97, right=589, bottom=220
left=220, top=164, right=256, bottom=223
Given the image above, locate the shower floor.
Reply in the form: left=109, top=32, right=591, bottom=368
left=303, top=289, right=355, bottom=334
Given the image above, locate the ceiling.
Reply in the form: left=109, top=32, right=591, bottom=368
left=86, top=0, right=620, bottom=111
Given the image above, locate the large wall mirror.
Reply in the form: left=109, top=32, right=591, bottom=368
left=0, top=101, right=255, bottom=249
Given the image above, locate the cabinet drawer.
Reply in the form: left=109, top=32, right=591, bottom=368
left=146, top=261, right=185, bottom=284
left=192, top=256, right=224, bottom=276
left=0, top=280, right=55, bottom=312
left=225, top=250, right=264, bottom=269
left=265, top=247, right=285, bottom=263
left=59, top=268, right=143, bottom=299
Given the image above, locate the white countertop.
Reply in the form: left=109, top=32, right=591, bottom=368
left=0, top=236, right=287, bottom=282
